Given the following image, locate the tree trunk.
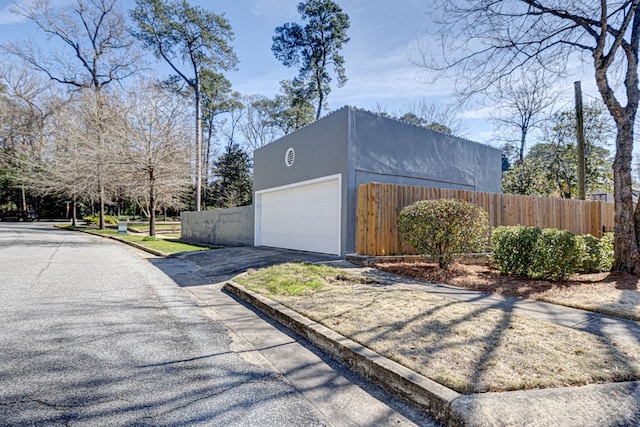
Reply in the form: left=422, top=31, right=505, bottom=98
left=195, top=84, right=202, bottom=212
left=203, top=119, right=214, bottom=210
left=592, top=31, right=640, bottom=273
left=96, top=90, right=106, bottom=230
left=519, top=128, right=526, bottom=163
left=71, top=193, right=77, bottom=227
left=149, top=185, right=156, bottom=238
left=316, top=85, right=323, bottom=120
left=99, top=179, right=105, bottom=230
left=612, top=122, right=640, bottom=273
left=315, top=68, right=323, bottom=120
left=21, top=182, right=26, bottom=211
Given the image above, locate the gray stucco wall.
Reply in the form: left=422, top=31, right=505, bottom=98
left=181, top=205, right=254, bottom=247
left=343, top=108, right=502, bottom=254
left=253, top=108, right=350, bottom=191
left=348, top=108, right=501, bottom=192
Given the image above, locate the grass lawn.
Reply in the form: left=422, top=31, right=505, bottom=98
left=65, top=226, right=210, bottom=254
left=235, top=262, right=640, bottom=395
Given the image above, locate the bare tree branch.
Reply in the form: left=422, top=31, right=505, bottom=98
left=422, top=0, right=640, bottom=273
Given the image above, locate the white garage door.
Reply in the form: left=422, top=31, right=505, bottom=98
left=255, top=175, right=341, bottom=255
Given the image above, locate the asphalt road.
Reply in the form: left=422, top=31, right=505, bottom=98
left=0, top=223, right=438, bottom=426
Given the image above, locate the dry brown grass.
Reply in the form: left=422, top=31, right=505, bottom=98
left=237, top=263, right=640, bottom=395
left=377, top=262, right=640, bottom=321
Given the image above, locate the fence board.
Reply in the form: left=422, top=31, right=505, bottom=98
left=356, top=183, right=615, bottom=256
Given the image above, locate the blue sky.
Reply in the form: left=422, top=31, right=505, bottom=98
left=0, top=0, right=601, bottom=146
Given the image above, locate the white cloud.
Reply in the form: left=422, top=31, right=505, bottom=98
left=332, top=41, right=456, bottom=104
left=461, top=104, right=497, bottom=120
left=0, top=1, right=27, bottom=25
left=233, top=69, right=288, bottom=97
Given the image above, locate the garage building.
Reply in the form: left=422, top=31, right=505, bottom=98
left=253, top=106, right=501, bottom=257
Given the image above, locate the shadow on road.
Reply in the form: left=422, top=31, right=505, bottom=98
left=149, top=246, right=341, bottom=287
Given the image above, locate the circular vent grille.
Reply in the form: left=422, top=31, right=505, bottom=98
left=285, top=148, right=295, bottom=167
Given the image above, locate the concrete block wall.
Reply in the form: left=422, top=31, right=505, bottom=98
left=181, top=205, right=254, bottom=247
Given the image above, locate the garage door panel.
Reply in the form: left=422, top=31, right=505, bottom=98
left=257, top=177, right=340, bottom=255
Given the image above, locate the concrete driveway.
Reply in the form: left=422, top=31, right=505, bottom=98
left=150, top=245, right=440, bottom=427
left=149, top=245, right=344, bottom=287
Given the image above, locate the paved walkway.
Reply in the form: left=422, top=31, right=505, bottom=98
left=354, top=267, right=640, bottom=347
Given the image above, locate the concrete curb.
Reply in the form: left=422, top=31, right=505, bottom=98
left=105, top=234, right=168, bottom=257
left=223, top=281, right=464, bottom=426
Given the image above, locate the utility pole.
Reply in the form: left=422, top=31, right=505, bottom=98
left=574, top=81, right=587, bottom=200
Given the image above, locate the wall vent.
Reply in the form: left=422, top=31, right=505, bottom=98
left=285, top=148, right=295, bottom=167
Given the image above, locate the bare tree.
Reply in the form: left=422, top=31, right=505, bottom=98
left=36, top=93, right=98, bottom=226
left=5, top=0, right=140, bottom=229
left=490, top=70, right=558, bottom=162
left=116, top=81, right=191, bottom=237
left=0, top=61, right=58, bottom=212
left=396, top=99, right=466, bottom=135
left=238, top=95, right=283, bottom=151
left=370, top=102, right=392, bottom=118
left=423, top=1, right=640, bottom=274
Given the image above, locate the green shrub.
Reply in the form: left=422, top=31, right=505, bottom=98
left=493, top=226, right=613, bottom=279
left=529, top=228, right=579, bottom=281
left=491, top=226, right=541, bottom=276
left=576, top=234, right=613, bottom=273
left=598, top=232, right=614, bottom=272
left=83, top=214, right=118, bottom=226
left=576, top=234, right=601, bottom=273
left=397, top=198, right=490, bottom=269
left=578, top=233, right=613, bottom=273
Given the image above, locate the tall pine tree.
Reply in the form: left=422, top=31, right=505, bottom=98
left=209, top=143, right=252, bottom=208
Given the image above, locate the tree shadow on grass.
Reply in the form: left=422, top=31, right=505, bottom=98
left=374, top=262, right=640, bottom=316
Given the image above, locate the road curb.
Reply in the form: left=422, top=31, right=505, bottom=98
left=223, top=281, right=464, bottom=426
left=105, top=234, right=168, bottom=257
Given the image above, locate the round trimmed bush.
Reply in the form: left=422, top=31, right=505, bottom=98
left=397, top=198, right=490, bottom=269
left=576, top=234, right=615, bottom=273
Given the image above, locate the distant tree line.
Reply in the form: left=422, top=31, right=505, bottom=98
left=0, top=0, right=351, bottom=236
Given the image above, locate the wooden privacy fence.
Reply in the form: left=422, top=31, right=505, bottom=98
left=356, top=182, right=615, bottom=256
